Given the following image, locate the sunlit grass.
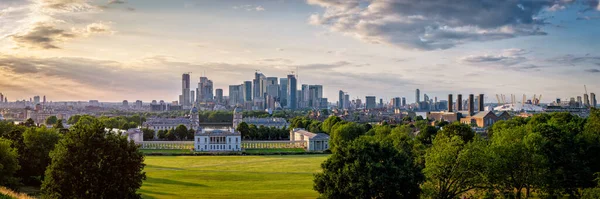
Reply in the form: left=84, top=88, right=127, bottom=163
left=140, top=155, right=328, bottom=199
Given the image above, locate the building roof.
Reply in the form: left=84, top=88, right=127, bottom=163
left=292, top=128, right=329, bottom=140
left=472, top=111, right=494, bottom=119
left=195, top=128, right=241, bottom=136
left=243, top=117, right=289, bottom=126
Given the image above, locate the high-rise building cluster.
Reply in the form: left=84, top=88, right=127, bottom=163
left=225, top=72, right=326, bottom=111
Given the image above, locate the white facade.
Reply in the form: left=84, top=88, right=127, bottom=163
left=290, top=128, right=330, bottom=151
left=194, top=128, right=242, bottom=152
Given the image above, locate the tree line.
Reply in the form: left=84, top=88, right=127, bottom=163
left=0, top=116, right=145, bottom=198
left=314, top=109, right=600, bottom=199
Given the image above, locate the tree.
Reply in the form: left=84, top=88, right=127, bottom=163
left=329, top=122, right=365, bottom=153
left=422, top=135, right=486, bottom=199
left=67, top=115, right=81, bottom=125
left=236, top=122, right=250, bottom=139
left=314, top=137, right=422, bottom=198
left=41, top=119, right=146, bottom=199
left=165, top=129, right=177, bottom=141
left=438, top=122, right=474, bottom=142
left=45, top=116, right=58, bottom=125
left=417, top=126, right=438, bottom=146
left=0, top=138, right=20, bottom=188
left=53, top=119, right=65, bottom=129
left=483, top=126, right=548, bottom=199
left=322, top=116, right=342, bottom=134
left=157, top=130, right=167, bottom=140
left=20, top=127, right=61, bottom=185
left=24, top=118, right=36, bottom=127
left=174, top=125, right=189, bottom=140
left=141, top=128, right=155, bottom=141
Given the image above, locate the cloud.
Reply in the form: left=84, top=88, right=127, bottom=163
left=306, top=0, right=594, bottom=50
left=11, top=22, right=112, bottom=49
left=460, top=48, right=529, bottom=67
left=4, top=0, right=117, bottom=49
left=295, top=61, right=352, bottom=70
left=547, top=54, right=600, bottom=65
left=576, top=15, right=600, bottom=20
left=108, top=0, right=126, bottom=4
left=11, top=23, right=76, bottom=49
left=233, top=5, right=265, bottom=12
left=585, top=68, right=600, bottom=73
left=276, top=48, right=284, bottom=51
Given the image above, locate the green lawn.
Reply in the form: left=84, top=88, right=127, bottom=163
left=140, top=155, right=329, bottom=199
left=140, top=149, right=192, bottom=154
left=244, top=148, right=306, bottom=154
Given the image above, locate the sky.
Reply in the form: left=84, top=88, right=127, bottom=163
left=1, top=0, right=600, bottom=103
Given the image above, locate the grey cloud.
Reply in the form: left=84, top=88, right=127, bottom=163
left=576, top=16, right=600, bottom=20
left=547, top=54, right=600, bottom=65
left=11, top=24, right=75, bottom=49
left=460, top=55, right=528, bottom=66
left=108, top=0, right=126, bottom=4
left=585, top=68, right=600, bottom=73
left=307, top=0, right=594, bottom=50
left=295, top=61, right=352, bottom=70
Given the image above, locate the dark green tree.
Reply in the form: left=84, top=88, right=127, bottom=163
left=438, top=122, right=474, bottom=142
left=20, top=127, right=61, bottom=185
left=45, top=116, right=58, bottom=125
left=174, top=125, right=189, bottom=140
left=24, top=118, right=36, bottom=127
left=0, top=138, right=20, bottom=188
left=236, top=122, right=250, bottom=139
left=41, top=119, right=146, bottom=198
left=321, top=116, right=342, bottom=134
left=141, top=128, right=155, bottom=141
left=329, top=122, right=364, bottom=153
left=314, top=137, right=422, bottom=198
left=422, top=135, right=486, bottom=199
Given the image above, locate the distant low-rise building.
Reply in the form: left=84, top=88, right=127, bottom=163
left=290, top=128, right=330, bottom=151
left=242, top=117, right=289, bottom=129
left=143, top=118, right=191, bottom=131
left=459, top=111, right=511, bottom=128
left=194, top=128, right=241, bottom=152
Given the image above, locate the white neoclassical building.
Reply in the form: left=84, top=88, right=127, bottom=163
left=194, top=128, right=242, bottom=152
left=290, top=128, right=330, bottom=151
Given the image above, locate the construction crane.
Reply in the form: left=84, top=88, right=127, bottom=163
left=537, top=94, right=542, bottom=105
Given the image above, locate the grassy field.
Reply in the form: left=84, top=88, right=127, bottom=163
left=244, top=148, right=306, bottom=154
left=140, top=155, right=328, bottom=199
left=140, top=149, right=192, bottom=154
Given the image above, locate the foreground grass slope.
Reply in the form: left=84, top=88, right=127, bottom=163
left=140, top=155, right=328, bottom=199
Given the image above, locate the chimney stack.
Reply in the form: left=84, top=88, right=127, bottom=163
left=457, top=94, right=463, bottom=111
left=448, top=94, right=453, bottom=112
left=469, top=94, right=474, bottom=115
left=479, top=94, right=485, bottom=112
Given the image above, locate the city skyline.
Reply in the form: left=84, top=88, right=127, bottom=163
left=1, top=0, right=600, bottom=102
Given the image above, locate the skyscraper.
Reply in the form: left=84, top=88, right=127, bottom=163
left=365, top=96, right=376, bottom=109
left=229, top=85, right=244, bottom=106
left=584, top=94, right=590, bottom=107
left=0, top=93, right=3, bottom=103
left=266, top=77, right=279, bottom=99
left=402, top=97, right=406, bottom=107
left=279, top=78, right=288, bottom=107
left=215, top=89, right=223, bottom=103
left=301, top=84, right=309, bottom=108
left=344, top=94, right=350, bottom=109
left=591, top=93, right=597, bottom=108
left=33, top=96, right=40, bottom=104
left=243, top=81, right=252, bottom=102
left=416, top=89, right=420, bottom=103
left=253, top=72, right=266, bottom=99
left=287, top=74, right=297, bottom=110
left=182, top=73, right=191, bottom=107
left=43, top=95, right=46, bottom=104
left=577, top=96, right=583, bottom=107
left=191, top=91, right=195, bottom=105
left=198, top=76, right=214, bottom=102
left=393, top=97, right=401, bottom=108
left=135, top=100, right=143, bottom=109
left=338, top=90, right=344, bottom=109
left=308, top=85, right=323, bottom=108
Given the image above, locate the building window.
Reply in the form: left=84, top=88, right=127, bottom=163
left=229, top=145, right=231, bottom=150
left=229, top=137, right=231, bottom=143
left=205, top=138, right=207, bottom=143
left=236, top=137, right=238, bottom=142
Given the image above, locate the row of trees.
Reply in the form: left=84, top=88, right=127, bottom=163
left=66, top=114, right=146, bottom=130
left=235, top=122, right=289, bottom=140
left=314, top=109, right=600, bottom=198
left=143, top=125, right=195, bottom=141
left=0, top=116, right=146, bottom=198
